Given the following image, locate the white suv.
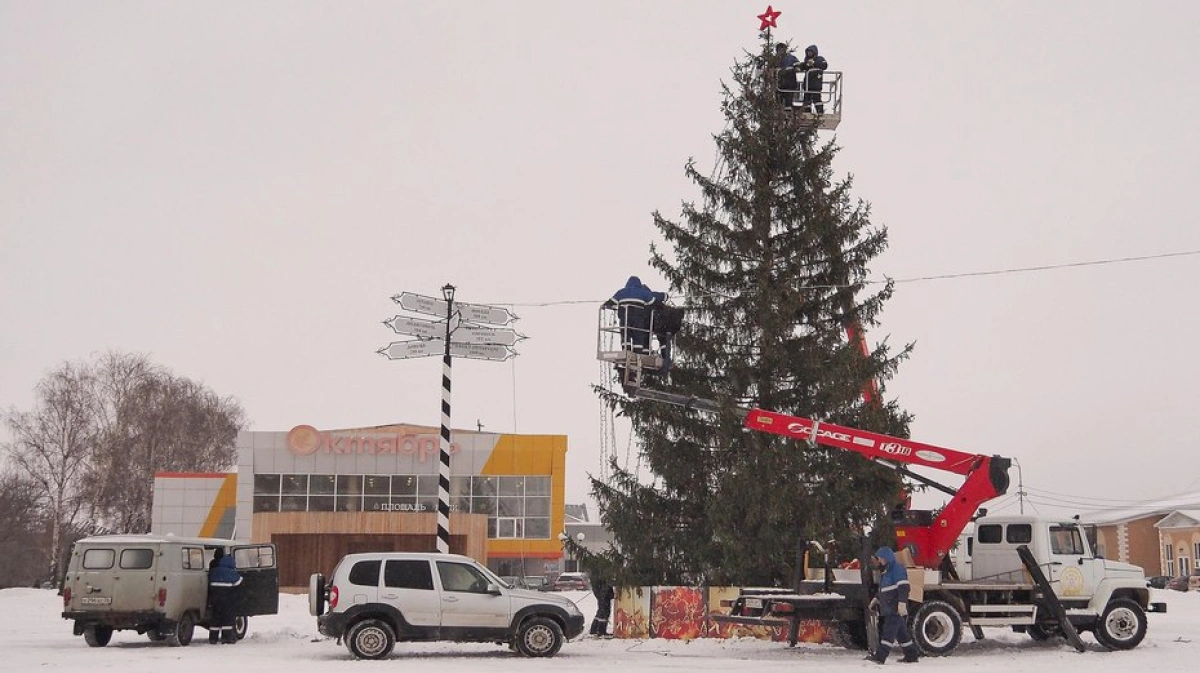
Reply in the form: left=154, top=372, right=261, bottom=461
left=309, top=552, right=585, bottom=659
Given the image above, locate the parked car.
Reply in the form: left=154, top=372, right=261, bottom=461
left=1190, top=575, right=1200, bottom=592
left=522, top=576, right=550, bottom=591
left=1166, top=574, right=1191, bottom=592
left=310, top=552, right=585, bottom=659
left=61, top=534, right=278, bottom=647
left=552, top=572, right=589, bottom=591
left=1146, top=575, right=1171, bottom=589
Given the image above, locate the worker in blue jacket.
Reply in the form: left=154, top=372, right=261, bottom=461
left=605, top=276, right=665, bottom=354
left=867, top=546, right=920, bottom=664
left=799, top=45, right=829, bottom=113
left=207, top=548, right=243, bottom=644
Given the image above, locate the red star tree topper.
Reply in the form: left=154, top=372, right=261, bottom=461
left=757, top=5, right=781, bottom=31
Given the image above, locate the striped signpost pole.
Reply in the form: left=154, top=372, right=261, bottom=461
left=381, top=286, right=522, bottom=554
left=436, top=284, right=455, bottom=554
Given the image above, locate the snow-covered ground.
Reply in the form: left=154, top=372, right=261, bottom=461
left=3, top=587, right=1197, bottom=672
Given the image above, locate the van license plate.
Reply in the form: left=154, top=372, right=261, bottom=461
left=745, top=598, right=763, bottom=609
left=80, top=597, right=111, bottom=605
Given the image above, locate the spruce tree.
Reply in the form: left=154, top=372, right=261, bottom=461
left=591, top=41, right=914, bottom=587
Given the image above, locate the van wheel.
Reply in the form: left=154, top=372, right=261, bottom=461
left=1094, top=599, right=1147, bottom=650
left=912, top=600, right=962, bottom=656
left=84, top=625, right=113, bottom=647
left=166, top=611, right=195, bottom=647
left=234, top=616, right=248, bottom=640
left=346, top=619, right=395, bottom=659
left=515, top=617, right=564, bottom=658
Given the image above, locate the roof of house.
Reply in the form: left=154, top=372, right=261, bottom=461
left=1091, top=489, right=1200, bottom=525
left=1154, top=510, right=1200, bottom=529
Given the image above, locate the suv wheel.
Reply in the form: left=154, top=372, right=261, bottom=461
left=346, top=619, right=395, bottom=660
left=233, top=615, right=248, bottom=640
left=515, top=616, right=564, bottom=658
left=83, top=625, right=113, bottom=647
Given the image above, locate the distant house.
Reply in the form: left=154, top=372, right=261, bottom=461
left=1155, top=510, right=1200, bottom=577
left=1091, top=490, right=1200, bottom=577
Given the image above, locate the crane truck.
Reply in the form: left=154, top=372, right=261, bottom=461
left=597, top=302, right=1166, bottom=656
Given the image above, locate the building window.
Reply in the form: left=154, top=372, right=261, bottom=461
left=1165, top=543, right=1173, bottom=575
left=250, top=471, right=555, bottom=539
left=1181, top=555, right=1192, bottom=577
left=1194, top=543, right=1200, bottom=572
left=1167, top=557, right=1176, bottom=576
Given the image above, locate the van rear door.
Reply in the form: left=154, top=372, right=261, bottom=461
left=232, top=544, right=279, bottom=616
left=72, top=546, right=118, bottom=612
left=111, top=546, right=159, bottom=613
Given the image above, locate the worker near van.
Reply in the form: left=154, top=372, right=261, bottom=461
left=867, top=547, right=920, bottom=664
left=207, top=548, right=243, bottom=644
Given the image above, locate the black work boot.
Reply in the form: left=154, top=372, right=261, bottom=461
left=900, top=647, right=920, bottom=663
left=865, top=650, right=887, bottom=664
left=208, top=629, right=219, bottom=644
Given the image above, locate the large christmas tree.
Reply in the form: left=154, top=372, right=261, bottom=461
left=591, top=40, right=914, bottom=587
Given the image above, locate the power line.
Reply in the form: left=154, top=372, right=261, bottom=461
left=493, top=248, right=1200, bottom=307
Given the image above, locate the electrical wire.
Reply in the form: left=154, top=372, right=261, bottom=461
left=489, top=248, right=1200, bottom=307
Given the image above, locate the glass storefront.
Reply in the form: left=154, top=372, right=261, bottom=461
left=253, top=473, right=552, bottom=540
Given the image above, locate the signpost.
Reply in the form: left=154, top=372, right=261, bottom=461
left=378, top=285, right=523, bottom=554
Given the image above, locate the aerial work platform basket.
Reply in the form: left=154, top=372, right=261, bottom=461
left=779, top=70, right=843, bottom=130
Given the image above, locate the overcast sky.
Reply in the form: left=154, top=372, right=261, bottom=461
left=4, top=1, right=1199, bottom=521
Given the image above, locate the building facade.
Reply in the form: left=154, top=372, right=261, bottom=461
left=153, top=422, right=570, bottom=586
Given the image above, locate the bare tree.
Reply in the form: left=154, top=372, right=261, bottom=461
left=2, top=352, right=247, bottom=579
left=2, top=362, right=97, bottom=581
left=0, top=471, right=46, bottom=588
left=83, top=352, right=245, bottom=532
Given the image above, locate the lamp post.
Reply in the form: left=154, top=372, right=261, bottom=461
left=558, top=531, right=586, bottom=572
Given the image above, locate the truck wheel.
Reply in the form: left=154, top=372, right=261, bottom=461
left=514, top=616, right=564, bottom=658
left=166, top=611, right=195, bottom=647
left=234, top=615, right=248, bottom=640
left=1094, top=598, right=1147, bottom=650
left=911, top=600, right=962, bottom=656
left=83, top=625, right=113, bottom=647
left=346, top=619, right=395, bottom=660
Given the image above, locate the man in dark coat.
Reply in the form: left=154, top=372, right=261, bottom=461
left=607, top=276, right=664, bottom=353
left=207, top=548, right=243, bottom=644
left=589, top=576, right=616, bottom=637
left=774, top=42, right=801, bottom=107
left=867, top=547, right=920, bottom=664
left=799, top=44, right=829, bottom=113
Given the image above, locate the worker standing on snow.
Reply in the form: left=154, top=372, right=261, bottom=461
left=867, top=547, right=920, bottom=664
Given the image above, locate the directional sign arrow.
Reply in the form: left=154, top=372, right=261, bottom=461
left=384, top=315, right=448, bottom=340
left=392, top=292, right=517, bottom=326
left=451, top=323, right=521, bottom=346
left=448, top=341, right=515, bottom=361
left=377, top=340, right=443, bottom=360
left=378, top=340, right=516, bottom=362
